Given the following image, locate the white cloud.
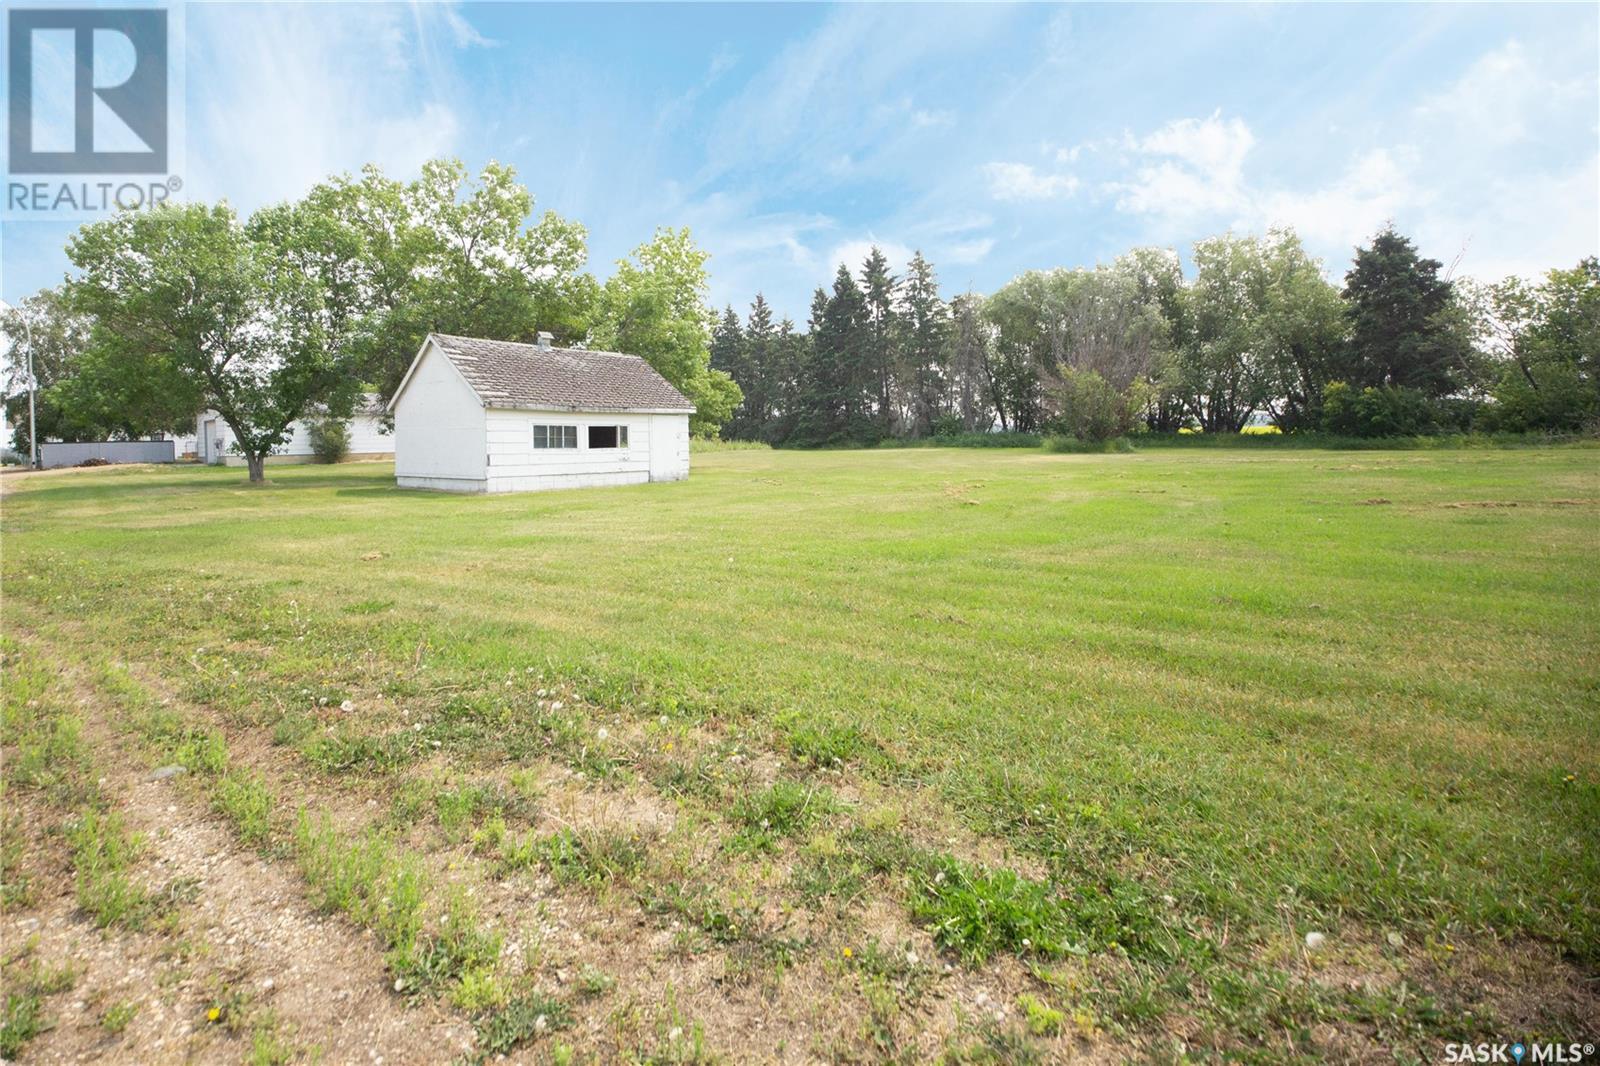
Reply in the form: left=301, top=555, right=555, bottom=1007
left=1415, top=40, right=1591, bottom=150
left=673, top=191, right=837, bottom=313
left=1104, top=112, right=1424, bottom=251
left=1135, top=111, right=1255, bottom=176
left=944, top=237, right=996, bottom=264
left=983, top=161, right=1080, bottom=201
left=1108, top=111, right=1255, bottom=219
left=1257, top=148, right=1420, bottom=249
left=911, top=109, right=954, bottom=129
left=701, top=4, right=1015, bottom=188
left=1427, top=155, right=1599, bottom=282
left=184, top=4, right=479, bottom=210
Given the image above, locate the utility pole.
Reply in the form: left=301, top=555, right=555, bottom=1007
left=23, top=312, right=38, bottom=468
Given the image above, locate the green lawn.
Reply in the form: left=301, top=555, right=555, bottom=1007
left=3, top=446, right=1596, bottom=1059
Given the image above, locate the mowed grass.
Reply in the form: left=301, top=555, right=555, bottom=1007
left=4, top=446, right=1597, bottom=1052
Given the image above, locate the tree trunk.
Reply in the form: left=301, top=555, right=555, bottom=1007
left=245, top=452, right=266, bottom=483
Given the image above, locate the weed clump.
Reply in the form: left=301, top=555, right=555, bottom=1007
left=730, top=780, right=833, bottom=851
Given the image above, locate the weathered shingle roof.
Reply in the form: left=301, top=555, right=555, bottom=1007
left=427, top=333, right=695, bottom=413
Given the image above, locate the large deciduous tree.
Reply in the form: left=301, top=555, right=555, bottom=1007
left=68, top=203, right=352, bottom=482
left=1176, top=233, right=1273, bottom=433
left=328, top=160, right=598, bottom=401
left=946, top=293, right=995, bottom=433
left=1252, top=234, right=1347, bottom=431
left=590, top=227, right=741, bottom=437
left=1475, top=258, right=1600, bottom=431
left=2, top=287, right=196, bottom=453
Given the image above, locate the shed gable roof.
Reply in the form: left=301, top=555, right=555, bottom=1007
left=418, top=333, right=695, bottom=413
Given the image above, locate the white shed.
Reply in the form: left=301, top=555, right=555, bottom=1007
left=387, top=332, right=695, bottom=494
left=197, top=394, right=394, bottom=466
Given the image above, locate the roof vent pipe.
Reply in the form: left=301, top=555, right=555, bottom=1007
left=536, top=331, right=553, bottom=350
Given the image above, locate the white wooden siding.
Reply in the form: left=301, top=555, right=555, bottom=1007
left=199, top=407, right=395, bottom=466
left=475, top=410, right=689, bottom=493
left=389, top=336, right=692, bottom=494
left=393, top=344, right=487, bottom=488
left=646, top=413, right=690, bottom=483
left=483, top=409, right=650, bottom=494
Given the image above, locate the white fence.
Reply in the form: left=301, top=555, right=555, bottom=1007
left=37, top=440, right=177, bottom=469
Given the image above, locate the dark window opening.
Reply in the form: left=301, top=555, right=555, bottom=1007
left=588, top=425, right=627, bottom=449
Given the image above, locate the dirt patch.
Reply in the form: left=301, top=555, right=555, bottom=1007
left=11, top=631, right=1129, bottom=1062
left=4, top=677, right=472, bottom=1063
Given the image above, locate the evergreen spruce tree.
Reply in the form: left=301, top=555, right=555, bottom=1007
left=1343, top=227, right=1471, bottom=397
left=898, top=251, right=950, bottom=436
left=708, top=305, right=749, bottom=438
left=743, top=294, right=776, bottom=438
left=859, top=247, right=898, bottom=434
left=768, top=315, right=803, bottom=444
left=792, top=286, right=838, bottom=444
left=824, top=264, right=872, bottom=440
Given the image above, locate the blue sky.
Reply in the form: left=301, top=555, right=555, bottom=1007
left=3, top=1, right=1597, bottom=320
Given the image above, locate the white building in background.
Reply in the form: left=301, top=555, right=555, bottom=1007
left=387, top=332, right=694, bottom=494
left=196, top=395, right=394, bottom=466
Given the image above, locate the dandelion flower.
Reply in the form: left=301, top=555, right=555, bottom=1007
left=842, top=947, right=853, bottom=958
left=206, top=1006, right=221, bottom=1023
left=596, top=727, right=608, bottom=740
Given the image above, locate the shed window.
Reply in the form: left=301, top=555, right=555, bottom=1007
left=588, top=425, right=628, bottom=449
left=533, top=424, right=577, bottom=449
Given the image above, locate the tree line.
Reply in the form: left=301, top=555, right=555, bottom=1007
left=5, top=165, right=1594, bottom=474
left=709, top=229, right=1598, bottom=446
left=2, top=160, right=740, bottom=480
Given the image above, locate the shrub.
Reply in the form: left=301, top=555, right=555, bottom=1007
left=1042, top=435, right=1135, bottom=454
left=307, top=418, right=350, bottom=463
left=1487, top=362, right=1599, bottom=433
left=1047, top=370, right=1151, bottom=442
left=1320, top=381, right=1440, bottom=437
